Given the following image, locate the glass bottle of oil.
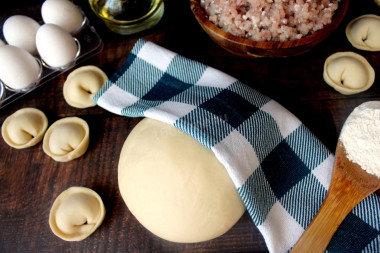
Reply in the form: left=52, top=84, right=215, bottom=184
left=89, top=0, right=164, bottom=35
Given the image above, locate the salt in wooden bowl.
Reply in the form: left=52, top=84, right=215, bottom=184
left=190, top=0, right=349, bottom=58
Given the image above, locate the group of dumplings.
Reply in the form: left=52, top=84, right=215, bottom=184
left=1, top=63, right=107, bottom=158
left=323, top=14, right=380, bottom=95
left=1, top=108, right=89, bottom=162
left=1, top=107, right=105, bottom=241
left=1, top=109, right=101, bottom=240
left=1, top=63, right=108, bottom=241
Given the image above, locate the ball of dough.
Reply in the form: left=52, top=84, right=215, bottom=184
left=346, top=14, right=380, bottom=51
left=49, top=186, right=106, bottom=241
left=63, top=66, right=107, bottom=108
left=118, top=118, right=246, bottom=243
left=1, top=108, right=48, bottom=149
left=323, top=52, right=375, bottom=95
left=43, top=117, right=89, bottom=162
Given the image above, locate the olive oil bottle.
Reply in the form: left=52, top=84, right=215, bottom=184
left=89, top=0, right=164, bottom=35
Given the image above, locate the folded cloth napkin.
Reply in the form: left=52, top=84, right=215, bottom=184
left=94, top=39, right=380, bottom=253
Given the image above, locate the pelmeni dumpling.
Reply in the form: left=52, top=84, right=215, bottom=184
left=41, top=0, right=84, bottom=33
left=43, top=117, right=89, bottom=162
left=1, top=108, right=48, bottom=149
left=323, top=52, right=375, bottom=95
left=3, top=15, right=40, bottom=54
left=36, top=24, right=79, bottom=69
left=49, top=186, right=106, bottom=241
left=346, top=14, right=380, bottom=51
left=63, top=66, right=108, bottom=108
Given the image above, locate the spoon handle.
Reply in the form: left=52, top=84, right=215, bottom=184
left=291, top=156, right=370, bottom=253
left=292, top=190, right=355, bottom=253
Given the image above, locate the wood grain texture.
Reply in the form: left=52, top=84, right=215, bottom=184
left=0, top=0, right=379, bottom=252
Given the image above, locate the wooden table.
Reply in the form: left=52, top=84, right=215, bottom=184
left=1, top=0, right=379, bottom=252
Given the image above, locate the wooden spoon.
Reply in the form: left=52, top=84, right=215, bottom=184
left=291, top=140, right=380, bottom=253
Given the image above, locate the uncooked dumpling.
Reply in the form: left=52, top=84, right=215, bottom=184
left=323, top=52, right=375, bottom=95
left=346, top=14, right=380, bottom=51
left=63, top=66, right=107, bottom=108
left=49, top=186, right=106, bottom=241
left=43, top=117, right=89, bottom=162
left=118, top=118, right=246, bottom=243
left=1, top=108, right=48, bottom=149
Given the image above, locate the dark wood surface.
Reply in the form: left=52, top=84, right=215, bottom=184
left=0, top=1, right=379, bottom=252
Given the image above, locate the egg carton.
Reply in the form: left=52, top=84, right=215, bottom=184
left=0, top=9, right=103, bottom=110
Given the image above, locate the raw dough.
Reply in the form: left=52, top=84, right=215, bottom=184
left=63, top=66, right=107, bottom=108
left=43, top=117, right=89, bottom=162
left=49, top=186, right=106, bottom=241
left=118, top=118, right=246, bottom=243
left=1, top=108, right=48, bottom=149
left=346, top=14, right=380, bottom=51
left=323, top=52, right=375, bottom=95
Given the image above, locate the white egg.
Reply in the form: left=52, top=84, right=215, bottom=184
left=36, top=24, right=79, bottom=69
left=0, top=45, right=41, bottom=90
left=41, top=0, right=84, bottom=33
left=3, top=15, right=40, bottom=54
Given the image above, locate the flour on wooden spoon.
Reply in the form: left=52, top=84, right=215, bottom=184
left=340, top=101, right=380, bottom=178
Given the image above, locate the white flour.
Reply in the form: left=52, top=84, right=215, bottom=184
left=339, top=101, right=380, bottom=178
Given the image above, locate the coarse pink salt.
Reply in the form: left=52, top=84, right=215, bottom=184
left=200, top=0, right=340, bottom=42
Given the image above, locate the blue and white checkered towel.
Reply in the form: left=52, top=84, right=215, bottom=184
left=94, top=39, right=380, bottom=253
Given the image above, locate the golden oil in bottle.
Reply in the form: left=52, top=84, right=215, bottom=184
left=89, top=0, right=164, bottom=35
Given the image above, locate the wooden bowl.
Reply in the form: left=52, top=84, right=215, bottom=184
left=190, top=0, right=349, bottom=57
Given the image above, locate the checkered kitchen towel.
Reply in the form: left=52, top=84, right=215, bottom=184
left=94, top=39, right=380, bottom=253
